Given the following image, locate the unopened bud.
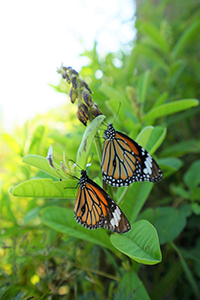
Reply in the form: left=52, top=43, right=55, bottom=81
left=90, top=103, right=102, bottom=117
left=77, top=103, right=90, bottom=126
left=69, top=88, right=77, bottom=104
left=81, top=80, right=92, bottom=94
left=71, top=75, right=77, bottom=89
left=82, top=89, right=93, bottom=107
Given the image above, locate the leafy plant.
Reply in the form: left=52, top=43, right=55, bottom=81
left=1, top=0, right=200, bottom=298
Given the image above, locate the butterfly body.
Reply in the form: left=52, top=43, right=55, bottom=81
left=101, top=123, right=163, bottom=187
left=74, top=170, right=130, bottom=233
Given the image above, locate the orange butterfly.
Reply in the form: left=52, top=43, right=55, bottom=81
left=74, top=170, right=131, bottom=233
left=101, top=123, right=163, bottom=187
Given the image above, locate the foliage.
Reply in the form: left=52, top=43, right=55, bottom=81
left=1, top=0, right=200, bottom=299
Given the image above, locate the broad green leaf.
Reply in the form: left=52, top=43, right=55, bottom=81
left=172, top=20, right=200, bottom=59
left=143, top=99, right=199, bottom=121
left=137, top=70, right=151, bottom=104
left=136, top=126, right=166, bottom=154
left=110, top=220, right=162, bottom=264
left=40, top=206, right=116, bottom=252
left=22, top=155, right=66, bottom=179
left=139, top=207, right=190, bottom=244
left=76, top=115, right=106, bottom=168
left=114, top=271, right=151, bottom=300
left=12, top=179, right=77, bottom=198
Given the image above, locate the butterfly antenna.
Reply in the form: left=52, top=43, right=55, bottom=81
left=113, top=102, right=121, bottom=125
left=68, top=159, right=82, bottom=172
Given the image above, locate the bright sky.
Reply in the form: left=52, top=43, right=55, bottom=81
left=0, top=0, right=135, bottom=131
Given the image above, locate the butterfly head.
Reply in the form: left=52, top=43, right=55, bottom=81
left=78, top=170, right=88, bottom=188
left=103, top=123, right=115, bottom=140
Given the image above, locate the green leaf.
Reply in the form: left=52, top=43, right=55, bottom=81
left=172, top=20, right=200, bottom=59
left=76, top=115, right=106, bottom=168
left=153, top=92, right=169, bottom=108
left=141, top=23, right=169, bottom=53
left=28, top=125, right=45, bottom=154
left=40, top=206, right=116, bottom=252
left=110, top=220, right=162, bottom=264
left=136, top=126, right=166, bottom=154
left=171, top=185, right=191, bottom=199
left=22, top=154, right=66, bottom=179
left=2, top=133, right=21, bottom=154
left=191, top=203, right=200, bottom=215
left=133, top=44, right=169, bottom=71
left=114, top=271, right=151, bottom=300
left=139, top=207, right=190, bottom=244
left=184, top=160, right=200, bottom=190
left=119, top=182, right=153, bottom=223
left=158, top=157, right=183, bottom=177
left=137, top=70, right=151, bottom=104
left=160, top=139, right=200, bottom=157
left=99, top=85, right=128, bottom=103
left=143, top=99, right=199, bottom=121
left=12, top=179, right=77, bottom=198
left=181, top=237, right=200, bottom=278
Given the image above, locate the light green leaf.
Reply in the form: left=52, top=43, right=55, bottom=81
left=114, top=271, right=151, bottom=300
left=136, top=126, right=166, bottom=154
left=12, top=179, right=77, bottom=198
left=153, top=92, right=169, bottom=108
left=141, top=23, right=169, bottom=53
left=22, top=155, right=66, bottom=179
left=2, top=133, right=21, bottom=154
left=40, top=206, right=116, bottom=252
left=99, top=85, right=128, bottom=103
left=110, top=220, right=162, bottom=264
left=137, top=70, right=151, bottom=104
left=143, top=99, right=199, bottom=121
left=76, top=115, right=106, bottom=168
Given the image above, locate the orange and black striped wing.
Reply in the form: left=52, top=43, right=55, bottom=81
left=102, top=130, right=163, bottom=186
left=74, top=179, right=130, bottom=233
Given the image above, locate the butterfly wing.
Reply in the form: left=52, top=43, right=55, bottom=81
left=74, top=178, right=130, bottom=233
left=102, top=128, right=163, bottom=186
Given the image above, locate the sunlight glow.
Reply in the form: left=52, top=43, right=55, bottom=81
left=1, top=0, right=135, bottom=131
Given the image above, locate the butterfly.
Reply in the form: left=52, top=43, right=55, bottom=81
left=101, top=123, right=163, bottom=187
left=74, top=170, right=131, bottom=233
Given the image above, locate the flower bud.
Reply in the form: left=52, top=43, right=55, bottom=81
left=82, top=89, right=93, bottom=107
left=77, top=103, right=90, bottom=126
left=69, top=88, right=77, bottom=104
left=90, top=103, right=102, bottom=117
left=81, top=80, right=92, bottom=94
left=71, top=75, right=77, bottom=89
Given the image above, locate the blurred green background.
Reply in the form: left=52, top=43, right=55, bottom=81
left=1, top=0, right=200, bottom=299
